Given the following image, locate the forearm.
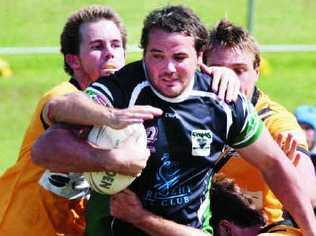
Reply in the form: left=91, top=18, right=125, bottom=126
left=262, top=151, right=316, bottom=235
left=45, top=92, right=111, bottom=126
left=295, top=152, right=316, bottom=206
left=134, top=210, right=209, bottom=236
left=239, top=128, right=316, bottom=235
left=31, top=125, right=120, bottom=173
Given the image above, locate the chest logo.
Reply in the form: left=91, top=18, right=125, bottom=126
left=191, top=130, right=213, bottom=156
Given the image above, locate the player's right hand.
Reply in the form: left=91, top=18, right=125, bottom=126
left=111, top=189, right=146, bottom=225
left=108, top=140, right=151, bottom=176
left=106, top=105, right=163, bottom=129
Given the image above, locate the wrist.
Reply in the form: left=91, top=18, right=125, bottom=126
left=102, top=107, right=114, bottom=127
left=88, top=144, right=113, bottom=171
left=132, top=208, right=156, bottom=227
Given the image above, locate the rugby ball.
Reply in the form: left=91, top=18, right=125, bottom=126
left=84, top=123, right=147, bottom=194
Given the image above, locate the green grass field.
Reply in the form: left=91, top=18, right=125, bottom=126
left=0, top=0, right=316, bottom=173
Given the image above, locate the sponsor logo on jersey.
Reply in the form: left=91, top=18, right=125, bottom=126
left=191, top=130, right=213, bottom=156
left=144, top=153, right=192, bottom=208
left=86, top=88, right=112, bottom=106
left=164, top=112, right=178, bottom=119
left=146, top=126, right=159, bottom=152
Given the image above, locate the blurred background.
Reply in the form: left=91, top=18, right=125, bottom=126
left=0, top=0, right=315, bottom=173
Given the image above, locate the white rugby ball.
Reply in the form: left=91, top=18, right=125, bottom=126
left=84, top=123, right=147, bottom=195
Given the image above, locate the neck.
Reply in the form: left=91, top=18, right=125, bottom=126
left=73, top=73, right=92, bottom=90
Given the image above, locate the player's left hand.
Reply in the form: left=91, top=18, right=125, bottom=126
left=276, top=133, right=301, bottom=166
left=199, top=63, right=240, bottom=103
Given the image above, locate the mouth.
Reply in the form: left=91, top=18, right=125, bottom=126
left=100, top=64, right=118, bottom=76
left=161, top=77, right=179, bottom=86
left=102, top=64, right=117, bottom=70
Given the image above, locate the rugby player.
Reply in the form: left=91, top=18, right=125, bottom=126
left=205, top=19, right=316, bottom=223
left=32, top=5, right=316, bottom=236
left=0, top=5, right=149, bottom=235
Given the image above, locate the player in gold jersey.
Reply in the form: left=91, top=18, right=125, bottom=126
left=0, top=6, right=131, bottom=235
left=204, top=19, right=316, bottom=224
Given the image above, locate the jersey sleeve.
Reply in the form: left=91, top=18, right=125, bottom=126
left=84, top=61, right=144, bottom=109
left=84, top=75, right=126, bottom=108
left=227, top=94, right=264, bottom=149
left=257, top=97, right=308, bottom=150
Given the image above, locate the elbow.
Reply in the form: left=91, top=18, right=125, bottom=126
left=45, top=92, right=78, bottom=123
left=45, top=97, right=64, bottom=123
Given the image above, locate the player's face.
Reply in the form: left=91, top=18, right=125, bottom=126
left=206, top=47, right=259, bottom=99
left=144, top=29, right=200, bottom=98
left=78, top=19, right=125, bottom=82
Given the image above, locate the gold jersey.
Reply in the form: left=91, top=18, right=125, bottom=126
left=0, top=81, right=86, bottom=236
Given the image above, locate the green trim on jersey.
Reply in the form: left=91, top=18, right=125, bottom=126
left=85, top=191, right=111, bottom=236
left=201, top=178, right=213, bottom=235
left=231, top=111, right=264, bottom=149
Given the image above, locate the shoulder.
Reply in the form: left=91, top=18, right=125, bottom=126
left=92, top=60, right=145, bottom=88
left=256, top=90, right=290, bottom=117
left=38, top=81, right=77, bottom=110
left=256, top=90, right=307, bottom=147
left=87, top=61, right=147, bottom=107
left=24, top=81, right=78, bottom=131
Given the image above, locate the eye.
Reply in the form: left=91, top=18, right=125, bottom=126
left=111, top=41, right=123, bottom=49
left=174, top=54, right=187, bottom=62
left=91, top=44, right=103, bottom=50
left=234, top=68, right=246, bottom=75
left=152, top=53, right=164, bottom=60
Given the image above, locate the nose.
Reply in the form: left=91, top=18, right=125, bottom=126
left=102, top=44, right=114, bottom=60
left=165, top=60, right=176, bottom=73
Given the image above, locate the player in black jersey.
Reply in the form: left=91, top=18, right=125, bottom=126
left=32, top=5, right=316, bottom=236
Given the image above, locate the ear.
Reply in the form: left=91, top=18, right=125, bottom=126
left=255, top=66, right=260, bottom=81
left=197, top=51, right=203, bottom=65
left=65, top=54, right=81, bottom=71
left=219, top=220, right=233, bottom=236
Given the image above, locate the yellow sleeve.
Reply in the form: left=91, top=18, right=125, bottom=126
left=255, top=91, right=308, bottom=149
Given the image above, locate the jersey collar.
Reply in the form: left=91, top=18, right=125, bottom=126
left=251, top=86, right=260, bottom=106
left=69, top=77, right=82, bottom=91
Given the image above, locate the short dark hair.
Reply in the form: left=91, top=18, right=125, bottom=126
left=140, top=5, right=208, bottom=53
left=60, top=5, right=127, bottom=75
left=206, top=19, right=260, bottom=69
left=210, top=174, right=266, bottom=235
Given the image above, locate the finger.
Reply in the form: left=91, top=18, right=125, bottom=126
left=285, top=133, right=296, bottom=154
left=288, top=138, right=298, bottom=160
left=131, top=106, right=163, bottom=116
left=218, top=76, right=228, bottom=100
left=199, top=63, right=213, bottom=74
left=224, top=77, right=235, bottom=103
left=293, top=153, right=301, bottom=166
left=276, top=133, right=284, bottom=146
left=283, top=134, right=292, bottom=154
left=211, top=70, right=220, bottom=94
left=117, top=111, right=154, bottom=121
